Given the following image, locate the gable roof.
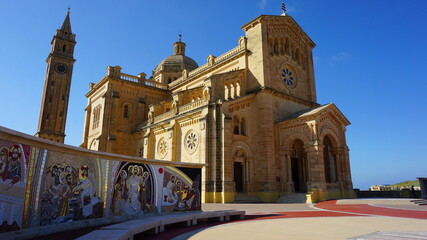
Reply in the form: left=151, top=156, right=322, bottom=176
left=281, top=103, right=351, bottom=126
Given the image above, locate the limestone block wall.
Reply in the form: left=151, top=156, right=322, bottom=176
left=268, top=58, right=311, bottom=102
left=0, top=127, right=202, bottom=233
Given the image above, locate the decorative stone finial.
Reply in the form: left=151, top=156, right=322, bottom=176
left=281, top=2, right=287, bottom=16
left=67, top=6, right=70, bottom=15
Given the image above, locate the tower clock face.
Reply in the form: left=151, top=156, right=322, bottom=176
left=280, top=65, right=298, bottom=89
left=55, top=63, right=68, bottom=74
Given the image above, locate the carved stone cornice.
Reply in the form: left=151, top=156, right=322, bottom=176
left=228, top=94, right=255, bottom=113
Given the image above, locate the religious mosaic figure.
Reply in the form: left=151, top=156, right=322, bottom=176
left=140, top=170, right=149, bottom=211
left=112, top=170, right=128, bottom=215
left=124, top=165, right=143, bottom=215
left=72, top=165, right=102, bottom=218
left=0, top=143, right=29, bottom=232
left=2, top=145, right=22, bottom=189
left=0, top=147, right=8, bottom=176
left=164, top=175, right=178, bottom=204
left=110, top=163, right=154, bottom=216
left=162, top=167, right=201, bottom=212
left=41, top=163, right=75, bottom=224
left=40, top=163, right=103, bottom=225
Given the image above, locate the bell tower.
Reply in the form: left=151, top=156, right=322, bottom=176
left=36, top=9, right=76, bottom=143
left=242, top=6, right=317, bottom=103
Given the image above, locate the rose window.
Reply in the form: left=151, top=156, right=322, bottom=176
left=157, top=138, right=167, bottom=158
left=282, top=68, right=294, bottom=87
left=185, top=131, right=199, bottom=154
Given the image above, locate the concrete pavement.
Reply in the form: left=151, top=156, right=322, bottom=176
left=172, top=199, right=427, bottom=240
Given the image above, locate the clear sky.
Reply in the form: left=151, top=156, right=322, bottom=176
left=0, top=0, right=426, bottom=190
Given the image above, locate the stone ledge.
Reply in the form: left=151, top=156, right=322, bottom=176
left=76, top=210, right=245, bottom=240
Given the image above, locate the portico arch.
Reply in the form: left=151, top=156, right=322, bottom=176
left=323, top=135, right=337, bottom=183
left=289, top=139, right=308, bottom=192
left=281, top=133, right=310, bottom=193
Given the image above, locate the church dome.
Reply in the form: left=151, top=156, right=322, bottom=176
left=153, top=40, right=199, bottom=74
left=154, top=54, right=198, bottom=73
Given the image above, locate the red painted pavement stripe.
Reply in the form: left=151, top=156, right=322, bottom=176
left=315, top=200, right=427, bottom=219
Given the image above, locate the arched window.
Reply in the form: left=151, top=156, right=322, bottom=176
left=63, top=44, right=66, bottom=52
left=92, top=105, right=101, bottom=129
left=123, top=105, right=129, bottom=118
left=323, top=136, right=337, bottom=183
left=240, top=117, right=246, bottom=136
left=233, top=116, right=240, bottom=134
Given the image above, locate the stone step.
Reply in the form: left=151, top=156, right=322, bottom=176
left=276, top=193, right=308, bottom=203
left=234, top=193, right=263, bottom=203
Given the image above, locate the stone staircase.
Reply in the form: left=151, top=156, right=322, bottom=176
left=233, top=192, right=263, bottom=203
left=276, top=193, right=308, bottom=203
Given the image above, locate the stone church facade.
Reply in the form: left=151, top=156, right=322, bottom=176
left=80, top=13, right=354, bottom=203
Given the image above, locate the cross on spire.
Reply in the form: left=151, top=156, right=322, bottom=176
left=281, top=2, right=286, bottom=13
left=281, top=2, right=288, bottom=16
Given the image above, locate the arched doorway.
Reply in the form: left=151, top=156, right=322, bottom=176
left=234, top=162, right=244, bottom=192
left=323, top=135, right=338, bottom=183
left=233, top=147, right=248, bottom=193
left=291, top=140, right=308, bottom=192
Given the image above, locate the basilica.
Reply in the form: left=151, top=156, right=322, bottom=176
left=38, top=9, right=354, bottom=203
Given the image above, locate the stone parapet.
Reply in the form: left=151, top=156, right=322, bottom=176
left=0, top=126, right=204, bottom=234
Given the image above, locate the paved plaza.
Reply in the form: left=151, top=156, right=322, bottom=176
left=159, top=199, right=427, bottom=240
left=23, top=198, right=427, bottom=239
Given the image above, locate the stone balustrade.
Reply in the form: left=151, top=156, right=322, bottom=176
left=179, top=99, right=206, bottom=114
left=117, top=73, right=168, bottom=90
left=153, top=110, right=175, bottom=123
left=170, top=44, right=246, bottom=88
left=213, top=45, right=243, bottom=64
left=143, top=79, right=168, bottom=90
left=120, top=72, right=140, bottom=83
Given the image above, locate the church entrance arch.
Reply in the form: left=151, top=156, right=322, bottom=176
left=232, top=146, right=250, bottom=193
left=291, top=140, right=308, bottom=192
left=323, top=135, right=338, bottom=183
left=234, top=162, right=243, bottom=192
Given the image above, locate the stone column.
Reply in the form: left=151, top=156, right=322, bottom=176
left=306, top=143, right=326, bottom=190
left=342, top=147, right=353, bottom=190
left=285, top=153, right=293, bottom=192
left=335, top=150, right=344, bottom=192
left=168, top=120, right=176, bottom=162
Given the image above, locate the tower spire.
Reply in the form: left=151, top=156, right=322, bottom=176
left=36, top=10, right=76, bottom=143
left=60, top=7, right=72, bottom=35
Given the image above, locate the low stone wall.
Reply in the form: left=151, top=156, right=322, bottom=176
left=356, top=190, right=421, bottom=198
left=0, top=127, right=204, bottom=233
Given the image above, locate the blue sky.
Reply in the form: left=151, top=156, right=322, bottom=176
left=0, top=0, right=426, bottom=190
